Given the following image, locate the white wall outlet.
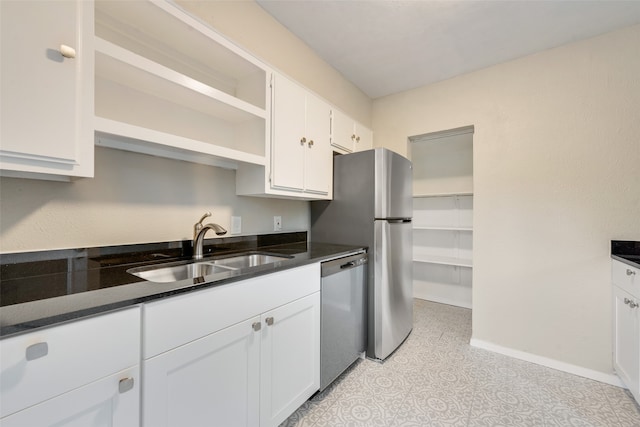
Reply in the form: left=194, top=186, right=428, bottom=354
left=273, top=216, right=282, bottom=231
left=231, top=216, right=241, bottom=234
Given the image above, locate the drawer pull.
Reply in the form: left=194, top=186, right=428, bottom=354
left=265, top=317, right=274, bottom=326
left=627, top=269, right=637, bottom=276
left=25, top=342, right=48, bottom=361
left=252, top=322, right=261, bottom=332
left=119, top=377, right=134, bottom=394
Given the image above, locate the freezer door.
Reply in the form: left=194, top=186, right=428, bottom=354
left=374, top=149, right=413, bottom=219
left=370, top=219, right=413, bottom=360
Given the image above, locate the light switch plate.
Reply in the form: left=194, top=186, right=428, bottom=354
left=231, top=216, right=241, bottom=234
left=273, top=216, right=282, bottom=231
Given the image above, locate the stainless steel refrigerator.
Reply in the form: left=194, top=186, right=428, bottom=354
left=311, top=148, right=413, bottom=361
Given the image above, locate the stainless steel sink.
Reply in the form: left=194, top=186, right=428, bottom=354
left=210, top=254, right=291, bottom=269
left=127, top=252, right=292, bottom=283
left=128, top=262, right=236, bottom=283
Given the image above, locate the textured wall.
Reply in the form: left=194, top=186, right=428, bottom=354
left=0, top=148, right=309, bottom=252
left=373, top=24, right=640, bottom=376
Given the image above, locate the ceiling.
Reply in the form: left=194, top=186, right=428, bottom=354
left=256, top=0, right=640, bottom=99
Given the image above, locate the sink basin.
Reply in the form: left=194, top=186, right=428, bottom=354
left=128, top=262, right=236, bottom=283
left=210, top=253, right=291, bottom=269
left=127, top=252, right=293, bottom=283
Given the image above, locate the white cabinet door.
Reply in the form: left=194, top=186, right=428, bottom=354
left=0, top=0, right=93, bottom=180
left=613, top=285, right=640, bottom=402
left=271, top=74, right=306, bottom=192
left=260, top=292, right=320, bottom=427
left=304, top=94, right=332, bottom=195
left=143, top=316, right=261, bottom=427
left=271, top=73, right=332, bottom=197
left=1, top=367, right=139, bottom=427
left=330, top=109, right=355, bottom=153
left=354, top=122, right=373, bottom=152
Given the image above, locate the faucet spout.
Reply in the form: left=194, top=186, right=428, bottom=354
left=193, top=223, right=227, bottom=259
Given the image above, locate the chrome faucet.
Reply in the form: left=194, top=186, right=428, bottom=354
left=193, top=212, right=227, bottom=259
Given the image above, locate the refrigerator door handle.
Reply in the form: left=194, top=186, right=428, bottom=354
left=382, top=218, right=412, bottom=223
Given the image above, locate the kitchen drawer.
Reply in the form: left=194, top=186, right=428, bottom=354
left=0, top=306, right=141, bottom=418
left=143, top=263, right=320, bottom=359
left=613, top=259, right=640, bottom=298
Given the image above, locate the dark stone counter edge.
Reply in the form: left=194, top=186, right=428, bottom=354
left=0, top=242, right=366, bottom=339
left=611, top=240, right=640, bottom=269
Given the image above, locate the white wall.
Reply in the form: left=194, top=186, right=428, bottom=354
left=373, top=24, right=640, bottom=376
left=0, top=1, right=372, bottom=254
left=0, top=148, right=309, bottom=253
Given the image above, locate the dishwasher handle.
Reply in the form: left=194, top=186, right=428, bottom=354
left=321, top=252, right=367, bottom=277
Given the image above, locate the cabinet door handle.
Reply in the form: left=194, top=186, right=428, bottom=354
left=351, top=134, right=356, bottom=141
left=627, top=269, right=637, bottom=276
left=300, top=137, right=307, bottom=145
left=624, top=298, right=638, bottom=308
left=60, top=44, right=76, bottom=59
left=26, top=342, right=48, bottom=361
left=355, top=136, right=360, bottom=142
left=308, top=139, right=314, bottom=147
left=119, top=377, right=134, bottom=394
left=265, top=317, right=274, bottom=326
left=252, top=322, right=261, bottom=332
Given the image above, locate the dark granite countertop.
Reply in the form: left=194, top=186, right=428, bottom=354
left=611, top=240, right=640, bottom=269
left=0, top=232, right=365, bottom=338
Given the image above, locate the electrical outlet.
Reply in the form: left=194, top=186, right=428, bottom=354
left=273, top=216, right=282, bottom=231
left=231, top=216, right=241, bottom=234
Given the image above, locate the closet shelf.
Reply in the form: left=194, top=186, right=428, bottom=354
left=413, top=226, right=472, bottom=232
left=413, top=192, right=473, bottom=198
left=413, top=255, right=473, bottom=268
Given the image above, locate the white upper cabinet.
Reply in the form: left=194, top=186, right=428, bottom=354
left=237, top=73, right=332, bottom=200
left=330, top=109, right=373, bottom=154
left=0, top=0, right=94, bottom=181
left=93, top=0, right=269, bottom=169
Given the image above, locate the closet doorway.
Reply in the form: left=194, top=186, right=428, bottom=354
left=408, top=126, right=474, bottom=308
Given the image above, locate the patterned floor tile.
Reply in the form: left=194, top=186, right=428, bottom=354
left=280, top=300, right=640, bottom=427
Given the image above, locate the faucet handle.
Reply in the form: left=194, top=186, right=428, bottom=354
left=194, top=212, right=212, bottom=240
left=197, top=212, right=212, bottom=225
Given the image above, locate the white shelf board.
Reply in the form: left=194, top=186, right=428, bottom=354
left=412, top=255, right=473, bottom=268
left=413, top=192, right=473, bottom=198
left=413, top=226, right=473, bottom=232
left=95, top=117, right=266, bottom=169
left=95, top=38, right=267, bottom=122
left=95, top=0, right=265, bottom=81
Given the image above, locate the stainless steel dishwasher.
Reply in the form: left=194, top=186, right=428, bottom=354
left=320, top=251, right=367, bottom=391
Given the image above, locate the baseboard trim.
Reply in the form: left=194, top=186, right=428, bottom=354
left=469, top=338, right=624, bottom=388
left=413, top=294, right=472, bottom=309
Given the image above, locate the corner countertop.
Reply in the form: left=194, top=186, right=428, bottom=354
left=611, top=240, right=640, bottom=269
left=0, top=234, right=365, bottom=338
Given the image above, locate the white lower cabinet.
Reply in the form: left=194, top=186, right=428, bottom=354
left=0, top=307, right=141, bottom=426
left=0, top=367, right=140, bottom=427
left=143, top=316, right=261, bottom=427
left=141, top=263, right=321, bottom=427
left=260, top=294, right=320, bottom=427
left=612, top=259, right=640, bottom=403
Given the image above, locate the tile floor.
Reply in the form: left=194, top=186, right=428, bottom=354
left=281, top=299, right=640, bottom=426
